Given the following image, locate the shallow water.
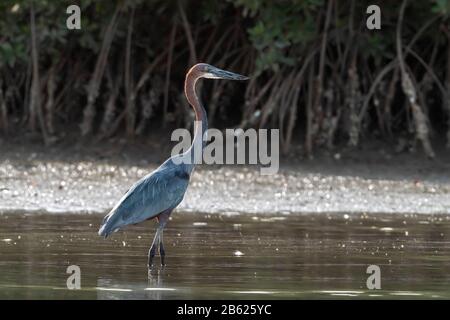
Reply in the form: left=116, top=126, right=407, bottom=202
left=0, top=212, right=449, bottom=299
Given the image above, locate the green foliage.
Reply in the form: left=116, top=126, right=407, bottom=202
left=0, top=0, right=448, bottom=153
left=234, top=0, right=321, bottom=73
left=0, top=0, right=445, bottom=72
left=432, top=0, right=450, bottom=15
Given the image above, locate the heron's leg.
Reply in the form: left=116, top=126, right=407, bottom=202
left=148, top=209, right=172, bottom=268
left=157, top=209, right=172, bottom=266
left=159, top=229, right=166, bottom=266
left=148, top=228, right=161, bottom=267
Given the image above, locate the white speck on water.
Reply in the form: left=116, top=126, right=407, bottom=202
left=320, top=290, right=364, bottom=295
left=96, top=287, right=132, bottom=292
left=261, top=217, right=287, bottom=222
left=405, top=231, right=409, bottom=236
left=221, top=211, right=240, bottom=216
left=193, top=222, right=207, bottom=226
left=331, top=293, right=358, bottom=297
left=343, top=214, right=349, bottom=220
left=234, top=250, right=244, bottom=256
left=390, top=292, right=423, bottom=296
left=230, top=290, right=276, bottom=295
left=2, top=239, right=12, bottom=242
left=122, top=241, right=126, bottom=247
left=380, top=227, right=394, bottom=232
left=144, top=288, right=176, bottom=291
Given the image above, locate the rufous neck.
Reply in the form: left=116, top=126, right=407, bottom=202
left=184, top=69, right=208, bottom=168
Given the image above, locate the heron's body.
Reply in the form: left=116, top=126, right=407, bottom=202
left=98, top=63, right=248, bottom=267
left=98, top=157, right=190, bottom=236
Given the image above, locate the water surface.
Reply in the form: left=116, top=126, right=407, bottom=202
left=0, top=212, right=449, bottom=299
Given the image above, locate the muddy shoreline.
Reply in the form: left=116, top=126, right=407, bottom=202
left=0, top=136, right=450, bottom=215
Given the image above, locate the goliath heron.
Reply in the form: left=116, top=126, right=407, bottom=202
left=98, top=63, right=248, bottom=267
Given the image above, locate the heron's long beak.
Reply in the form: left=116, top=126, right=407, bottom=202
left=207, top=67, right=249, bottom=81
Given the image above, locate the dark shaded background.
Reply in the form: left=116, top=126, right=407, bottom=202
left=0, top=0, right=449, bottom=158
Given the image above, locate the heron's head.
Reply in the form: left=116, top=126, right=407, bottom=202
left=191, top=63, right=249, bottom=81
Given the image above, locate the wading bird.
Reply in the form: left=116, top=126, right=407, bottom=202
left=98, top=63, right=248, bottom=267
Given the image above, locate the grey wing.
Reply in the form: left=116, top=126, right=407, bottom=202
left=98, top=163, right=190, bottom=236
